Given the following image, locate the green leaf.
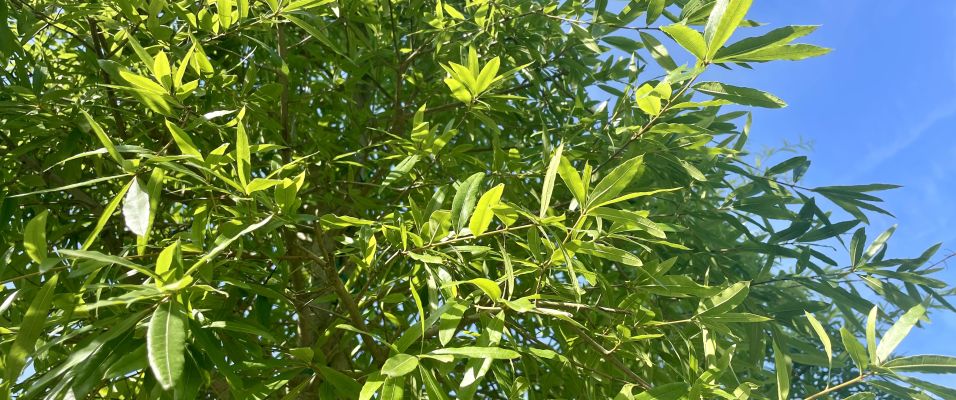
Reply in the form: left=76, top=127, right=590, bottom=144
left=439, top=301, right=468, bottom=346
left=540, top=143, right=563, bottom=218
left=474, top=56, right=500, bottom=93
left=430, top=347, right=520, bottom=359
left=382, top=155, right=420, bottom=188
left=83, top=180, right=134, bottom=250
left=218, top=0, right=233, bottom=28
left=840, top=327, right=869, bottom=371
left=81, top=110, right=125, bottom=166
left=381, top=354, right=419, bottom=377
left=207, top=320, right=276, bottom=342
left=188, top=215, right=274, bottom=274
left=4, top=274, right=58, bottom=384
left=465, top=278, right=502, bottom=301
left=469, top=184, right=504, bottom=236
left=147, top=299, right=188, bottom=390
left=451, top=172, right=485, bottom=233
left=122, top=178, right=151, bottom=236
left=645, top=0, right=665, bottom=24
left=876, top=303, right=925, bottom=363
left=587, top=155, right=645, bottom=209
left=772, top=337, right=790, bottom=400
left=703, top=0, right=753, bottom=59
left=850, top=227, right=866, bottom=267
left=557, top=156, right=586, bottom=206
left=694, top=82, right=787, bottom=108
left=723, top=44, right=830, bottom=62
left=866, top=305, right=879, bottom=365
left=24, top=210, right=49, bottom=264
left=884, top=355, right=956, bottom=374
left=697, top=281, right=750, bottom=316
left=420, top=366, right=450, bottom=400
left=715, top=25, right=819, bottom=60
left=661, top=24, right=707, bottom=60
left=58, top=249, right=160, bottom=280
left=569, top=241, right=643, bottom=267
left=236, top=121, right=252, bottom=193
left=640, top=32, right=678, bottom=70
left=165, top=120, right=204, bottom=160
left=864, top=224, right=896, bottom=260
left=804, top=312, right=832, bottom=367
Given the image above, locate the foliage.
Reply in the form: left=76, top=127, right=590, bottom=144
left=1, top=0, right=955, bottom=398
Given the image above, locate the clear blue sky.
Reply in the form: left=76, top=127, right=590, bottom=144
left=719, top=0, right=956, bottom=382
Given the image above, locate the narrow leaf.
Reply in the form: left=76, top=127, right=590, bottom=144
left=147, top=299, right=188, bottom=390
left=540, top=143, right=563, bottom=218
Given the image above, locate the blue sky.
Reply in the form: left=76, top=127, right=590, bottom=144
left=716, top=0, right=956, bottom=384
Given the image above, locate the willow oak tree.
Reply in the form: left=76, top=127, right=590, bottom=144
left=3, top=0, right=956, bottom=398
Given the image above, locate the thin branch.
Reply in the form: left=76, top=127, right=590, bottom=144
left=803, top=373, right=870, bottom=400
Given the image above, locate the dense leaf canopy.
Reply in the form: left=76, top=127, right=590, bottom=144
left=2, top=0, right=956, bottom=398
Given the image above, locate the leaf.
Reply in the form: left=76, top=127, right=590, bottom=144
left=420, top=366, right=450, bottom=400
left=359, top=373, right=386, bottom=400
left=187, top=215, right=274, bottom=274
left=772, top=337, right=790, bottom=400
left=165, top=120, right=203, bottom=160
left=430, top=347, right=520, bottom=359
left=840, top=327, right=869, bottom=371
left=557, top=156, right=586, bottom=206
left=4, top=274, right=58, bottom=384
left=155, top=242, right=180, bottom=285
left=715, top=25, right=819, bottom=60
left=24, top=210, right=49, bottom=264
left=646, top=0, right=665, bottom=24
left=153, top=51, right=172, bottom=88
left=724, top=44, right=830, bottom=62
left=382, top=155, right=420, bottom=188
left=381, top=354, right=419, bottom=377
left=570, top=241, right=643, bottom=267
left=884, top=355, right=956, bottom=374
left=640, top=32, right=678, bottom=70
left=864, top=224, right=896, bottom=260
left=697, top=281, right=750, bottom=316
left=540, top=143, right=563, bottom=218
left=876, top=303, right=925, bottom=363
left=850, top=227, right=866, bottom=267
left=218, top=0, right=233, bottom=28
left=866, top=305, right=879, bottom=364
left=439, top=301, right=469, bottom=346
left=236, top=121, right=251, bottom=192
left=465, top=278, right=502, bottom=301
left=58, top=249, right=160, bottom=280
left=587, top=155, right=644, bottom=209
left=148, top=299, right=188, bottom=390
left=444, top=77, right=472, bottom=103
left=81, top=110, right=125, bottom=166
left=83, top=180, right=134, bottom=250
left=703, top=0, right=753, bottom=59
left=694, top=82, right=787, bottom=108
left=207, top=320, right=276, bottom=342
left=123, top=178, right=151, bottom=236
left=661, top=24, right=707, bottom=60
left=450, top=172, right=485, bottom=233
left=469, top=184, right=505, bottom=236
left=474, top=56, right=500, bottom=93
left=804, top=312, right=832, bottom=367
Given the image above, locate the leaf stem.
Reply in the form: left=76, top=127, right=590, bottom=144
left=803, top=373, right=870, bottom=400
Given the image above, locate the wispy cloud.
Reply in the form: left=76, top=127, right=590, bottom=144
left=844, top=101, right=956, bottom=182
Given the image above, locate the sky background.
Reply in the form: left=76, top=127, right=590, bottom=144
left=707, top=0, right=956, bottom=385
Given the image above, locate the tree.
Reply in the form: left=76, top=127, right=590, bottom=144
left=1, top=0, right=955, bottom=398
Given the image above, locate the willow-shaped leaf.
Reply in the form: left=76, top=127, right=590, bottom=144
left=147, top=299, right=188, bottom=390
left=122, top=178, right=150, bottom=236
left=4, top=274, right=58, bottom=385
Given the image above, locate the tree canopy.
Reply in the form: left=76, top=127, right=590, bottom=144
left=2, top=0, right=956, bottom=398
